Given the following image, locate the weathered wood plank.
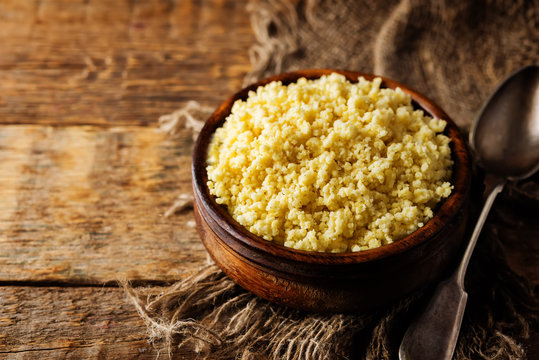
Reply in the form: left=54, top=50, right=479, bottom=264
left=0, top=286, right=159, bottom=359
left=0, top=0, right=253, bottom=126
left=0, top=285, right=537, bottom=359
left=0, top=125, right=206, bottom=283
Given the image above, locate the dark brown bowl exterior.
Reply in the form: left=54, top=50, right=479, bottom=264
left=192, top=69, right=472, bottom=313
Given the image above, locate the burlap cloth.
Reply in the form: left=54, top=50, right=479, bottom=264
left=124, top=1, right=539, bottom=359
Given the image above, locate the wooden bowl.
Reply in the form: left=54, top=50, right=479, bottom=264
left=192, top=69, right=472, bottom=313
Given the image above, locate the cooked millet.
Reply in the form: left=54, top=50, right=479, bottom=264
left=206, top=73, right=453, bottom=252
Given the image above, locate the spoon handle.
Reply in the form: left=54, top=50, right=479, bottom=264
left=398, top=273, right=468, bottom=360
left=399, top=176, right=506, bottom=360
left=455, top=176, right=505, bottom=287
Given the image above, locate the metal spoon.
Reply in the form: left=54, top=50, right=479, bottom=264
left=399, top=65, right=539, bottom=360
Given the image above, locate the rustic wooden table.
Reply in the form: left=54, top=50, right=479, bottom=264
left=0, top=1, right=536, bottom=359
left=0, top=1, right=252, bottom=358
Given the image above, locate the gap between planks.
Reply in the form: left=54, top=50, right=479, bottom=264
left=0, top=278, right=181, bottom=288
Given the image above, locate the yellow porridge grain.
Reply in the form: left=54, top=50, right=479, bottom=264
left=206, top=73, right=453, bottom=252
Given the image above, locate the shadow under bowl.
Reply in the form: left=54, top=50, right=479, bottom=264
left=192, top=69, right=472, bottom=313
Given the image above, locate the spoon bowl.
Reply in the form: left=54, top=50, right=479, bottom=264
left=470, top=65, right=539, bottom=179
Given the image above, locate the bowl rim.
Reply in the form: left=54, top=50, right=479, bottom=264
left=192, top=69, right=471, bottom=265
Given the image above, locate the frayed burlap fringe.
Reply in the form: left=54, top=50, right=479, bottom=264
left=122, top=263, right=425, bottom=360
left=164, top=193, right=194, bottom=218
left=122, top=265, right=371, bottom=360
left=122, top=230, right=538, bottom=359
left=158, top=100, right=213, bottom=140
left=158, top=101, right=209, bottom=216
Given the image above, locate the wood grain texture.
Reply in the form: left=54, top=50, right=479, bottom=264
left=0, top=0, right=253, bottom=357
left=0, top=125, right=206, bottom=283
left=0, top=0, right=253, bottom=126
left=0, top=286, right=159, bottom=359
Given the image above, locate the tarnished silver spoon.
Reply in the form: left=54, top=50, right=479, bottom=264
left=399, top=65, right=539, bottom=360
